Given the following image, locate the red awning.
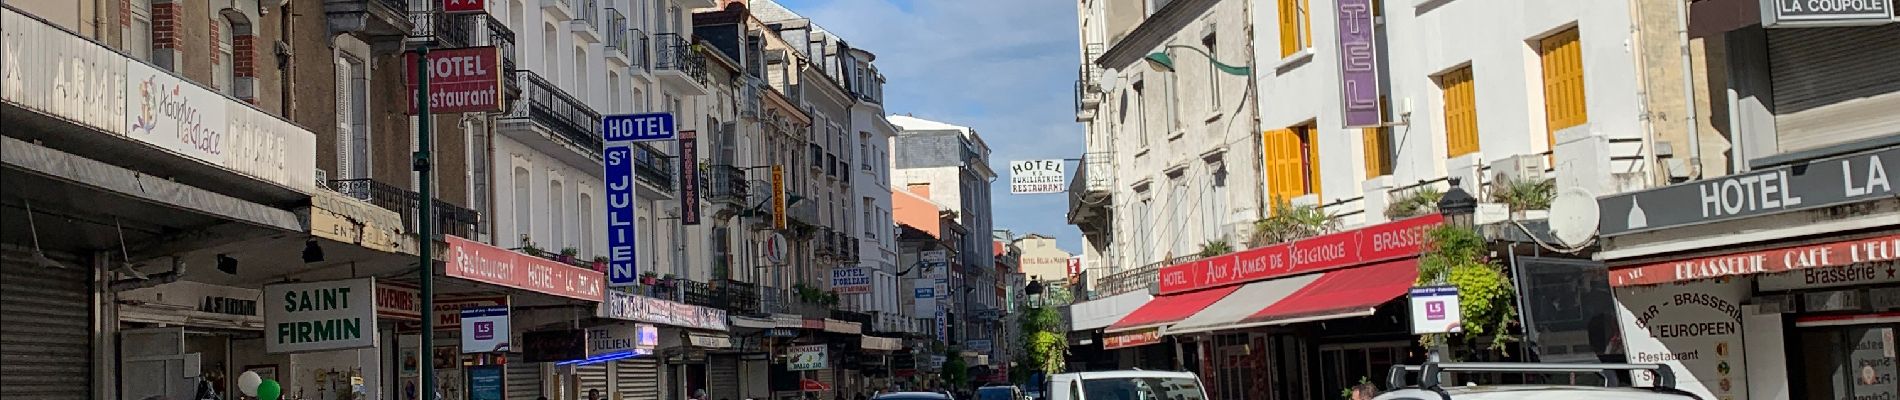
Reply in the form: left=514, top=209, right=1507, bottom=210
left=1245, top=258, right=1419, bottom=324
left=1104, top=285, right=1241, bottom=333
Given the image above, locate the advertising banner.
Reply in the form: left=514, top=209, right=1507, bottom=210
left=374, top=283, right=422, bottom=320
left=1103, top=328, right=1161, bottom=349
left=912, top=279, right=936, bottom=315
left=679, top=130, right=700, bottom=225
left=465, top=365, right=504, bottom=400
left=521, top=329, right=587, bottom=363
left=460, top=306, right=510, bottom=353
left=1408, top=286, right=1462, bottom=334
left=127, top=62, right=316, bottom=193
left=2, top=8, right=128, bottom=135
left=832, top=267, right=872, bottom=294
left=264, top=278, right=378, bottom=354
left=1008, top=160, right=1066, bottom=194
left=1611, top=233, right=1900, bottom=287
left=597, top=290, right=730, bottom=331
left=1158, top=214, right=1439, bottom=294
left=444, top=235, right=604, bottom=301
left=1334, top=0, right=1385, bottom=128
left=404, top=47, right=503, bottom=114
left=772, top=165, right=788, bottom=229
left=605, top=145, right=639, bottom=287
left=1615, top=278, right=1750, bottom=400
left=787, top=345, right=828, bottom=371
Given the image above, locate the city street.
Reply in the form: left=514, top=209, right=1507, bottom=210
left=2, top=0, right=1898, bottom=399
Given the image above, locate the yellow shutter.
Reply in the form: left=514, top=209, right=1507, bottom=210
left=1362, top=127, right=1390, bottom=178
left=1540, top=27, right=1587, bottom=151
left=1278, top=0, right=1299, bottom=57
left=1263, top=129, right=1301, bottom=204
left=1300, top=0, right=1312, bottom=52
left=1300, top=125, right=1321, bottom=199
left=1442, top=66, right=1480, bottom=157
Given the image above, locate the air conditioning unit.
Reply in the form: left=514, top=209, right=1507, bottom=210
left=1492, top=154, right=1547, bottom=184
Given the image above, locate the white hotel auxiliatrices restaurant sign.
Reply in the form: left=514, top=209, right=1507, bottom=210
left=264, top=278, right=379, bottom=354
left=1009, top=159, right=1066, bottom=194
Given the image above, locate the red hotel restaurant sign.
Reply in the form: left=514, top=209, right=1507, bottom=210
left=405, top=46, right=504, bottom=114
left=1158, top=214, right=1440, bottom=294
left=1610, top=233, right=1900, bottom=287
left=445, top=235, right=605, bottom=302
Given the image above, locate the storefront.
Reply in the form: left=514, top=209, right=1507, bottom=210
left=1101, top=215, right=1440, bottom=400
left=441, top=234, right=607, bottom=400
left=596, top=288, right=731, bottom=400
left=1596, top=145, right=1900, bottom=400
left=1064, top=291, right=1153, bottom=370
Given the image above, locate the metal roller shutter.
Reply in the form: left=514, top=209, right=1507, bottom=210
left=0, top=247, right=91, bottom=400
left=817, top=368, right=836, bottom=398
left=507, top=359, right=543, bottom=400
left=579, top=363, right=610, bottom=398
left=1767, top=24, right=1900, bottom=153
left=617, top=358, right=660, bottom=400
left=709, top=356, right=740, bottom=400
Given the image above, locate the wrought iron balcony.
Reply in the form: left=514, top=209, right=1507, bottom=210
left=705, top=165, right=749, bottom=204
left=505, top=70, right=603, bottom=158
left=329, top=179, right=483, bottom=239
left=1091, top=260, right=1164, bottom=300
left=654, top=33, right=710, bottom=93
left=325, top=0, right=414, bottom=43
left=604, top=9, right=631, bottom=63
left=569, top=0, right=600, bottom=43
left=473, top=14, right=520, bottom=101
left=633, top=142, right=674, bottom=191
left=407, top=7, right=475, bottom=48
left=1068, top=152, right=1113, bottom=237
left=630, top=29, right=651, bottom=71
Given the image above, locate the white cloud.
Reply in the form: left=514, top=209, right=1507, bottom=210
left=775, top=0, right=1088, bottom=253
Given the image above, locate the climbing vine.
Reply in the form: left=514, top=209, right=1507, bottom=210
left=1415, top=225, right=1518, bottom=354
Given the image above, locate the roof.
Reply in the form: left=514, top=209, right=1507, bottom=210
left=1375, top=386, right=1699, bottom=400
left=1052, top=370, right=1201, bottom=380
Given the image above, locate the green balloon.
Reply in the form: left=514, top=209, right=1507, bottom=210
left=256, top=379, right=282, bottom=400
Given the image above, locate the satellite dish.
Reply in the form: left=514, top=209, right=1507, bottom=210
left=1096, top=68, right=1121, bottom=92
left=1548, top=187, right=1601, bottom=248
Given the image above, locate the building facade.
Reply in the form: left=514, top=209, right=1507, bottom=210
left=888, top=114, right=1004, bottom=368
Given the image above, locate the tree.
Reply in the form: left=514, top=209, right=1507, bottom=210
left=1017, top=306, right=1067, bottom=379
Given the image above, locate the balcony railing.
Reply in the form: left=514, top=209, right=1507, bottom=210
left=572, top=0, right=599, bottom=33
left=329, top=179, right=482, bottom=239
left=705, top=165, right=749, bottom=203
left=507, top=70, right=602, bottom=157
left=474, top=15, right=519, bottom=100
left=604, top=9, right=630, bottom=59
left=408, top=8, right=475, bottom=47
left=1091, top=260, right=1165, bottom=300
left=655, top=33, right=709, bottom=86
left=630, top=29, right=651, bottom=70
left=633, top=142, right=673, bottom=190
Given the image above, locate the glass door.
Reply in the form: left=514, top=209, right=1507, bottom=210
left=1794, top=324, right=1897, bottom=400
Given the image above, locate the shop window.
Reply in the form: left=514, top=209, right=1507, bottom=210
left=1440, top=66, right=1480, bottom=157
left=1539, top=27, right=1588, bottom=152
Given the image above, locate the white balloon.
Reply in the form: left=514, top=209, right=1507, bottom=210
left=238, top=371, right=263, bottom=396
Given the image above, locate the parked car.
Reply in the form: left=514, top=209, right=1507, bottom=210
left=1045, top=370, right=1208, bottom=400
left=1372, top=362, right=1704, bottom=400
left=873, top=391, right=954, bottom=400
left=978, top=385, right=1024, bottom=400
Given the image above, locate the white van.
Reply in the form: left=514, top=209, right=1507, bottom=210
left=1043, top=371, right=1208, bottom=400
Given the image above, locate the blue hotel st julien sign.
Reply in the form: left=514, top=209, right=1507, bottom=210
left=602, top=113, right=676, bottom=287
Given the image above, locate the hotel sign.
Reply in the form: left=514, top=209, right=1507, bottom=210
left=1599, top=146, right=1898, bottom=236
left=1157, top=214, right=1440, bottom=294
left=1762, top=0, right=1895, bottom=28
left=1334, top=0, right=1386, bottom=128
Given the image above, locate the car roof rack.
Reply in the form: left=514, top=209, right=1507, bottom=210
left=1386, top=362, right=1685, bottom=400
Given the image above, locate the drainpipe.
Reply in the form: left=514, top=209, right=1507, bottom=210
left=1627, top=0, right=1663, bottom=187
left=1675, top=0, right=1704, bottom=179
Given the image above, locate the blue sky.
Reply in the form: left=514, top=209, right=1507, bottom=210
left=772, top=0, right=1085, bottom=253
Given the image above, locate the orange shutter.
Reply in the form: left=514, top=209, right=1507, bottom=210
left=1540, top=27, right=1588, bottom=151
left=1300, top=125, right=1321, bottom=199
left=1278, top=0, right=1299, bottom=57
left=1442, top=67, right=1480, bottom=157
left=1362, top=127, right=1388, bottom=178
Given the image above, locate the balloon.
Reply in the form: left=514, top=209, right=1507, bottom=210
left=238, top=371, right=263, bottom=396
left=257, top=379, right=283, bottom=400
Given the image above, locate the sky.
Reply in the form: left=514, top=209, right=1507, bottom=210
left=771, top=0, right=1086, bottom=254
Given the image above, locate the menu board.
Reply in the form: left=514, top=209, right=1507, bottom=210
left=1850, top=327, right=1896, bottom=400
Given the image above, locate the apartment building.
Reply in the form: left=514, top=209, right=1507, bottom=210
left=1068, top=0, right=1262, bottom=299
left=888, top=115, right=1003, bottom=350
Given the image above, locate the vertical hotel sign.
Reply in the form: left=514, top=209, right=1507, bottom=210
left=679, top=130, right=701, bottom=226
left=601, top=113, right=674, bottom=287
left=404, top=47, right=503, bottom=114
left=1335, top=0, right=1384, bottom=128
left=771, top=165, right=788, bottom=229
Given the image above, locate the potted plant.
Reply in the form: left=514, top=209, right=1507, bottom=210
left=518, top=236, right=545, bottom=257
left=557, top=247, right=579, bottom=263
left=590, top=256, right=609, bottom=273
left=660, top=273, right=679, bottom=288
left=821, top=290, right=841, bottom=306
left=640, top=271, right=660, bottom=286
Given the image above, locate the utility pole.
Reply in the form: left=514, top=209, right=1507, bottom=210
left=414, top=42, right=436, bottom=400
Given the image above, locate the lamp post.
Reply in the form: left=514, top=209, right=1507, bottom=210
left=1143, top=45, right=1252, bottom=76
left=1024, top=278, right=1044, bottom=309
left=1437, top=177, right=1479, bottom=229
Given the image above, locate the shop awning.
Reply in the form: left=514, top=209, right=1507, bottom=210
left=1103, top=285, right=1240, bottom=333
left=1164, top=273, right=1324, bottom=335
left=1069, top=291, right=1153, bottom=332
left=1243, top=258, right=1419, bottom=325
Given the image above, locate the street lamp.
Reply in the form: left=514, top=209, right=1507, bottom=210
left=1143, top=45, right=1252, bottom=76
left=1438, top=177, right=1479, bottom=229
left=1024, top=278, right=1045, bottom=309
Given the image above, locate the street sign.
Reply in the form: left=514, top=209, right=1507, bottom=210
left=264, top=278, right=379, bottom=354
left=1008, top=160, right=1066, bottom=194
left=605, top=145, right=639, bottom=287
left=603, top=112, right=676, bottom=142
left=1408, top=286, right=1462, bottom=334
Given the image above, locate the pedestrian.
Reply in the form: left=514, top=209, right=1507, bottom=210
left=1349, top=382, right=1379, bottom=400
left=589, top=388, right=603, bottom=400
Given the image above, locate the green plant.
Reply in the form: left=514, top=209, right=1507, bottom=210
left=1339, top=376, right=1372, bottom=400
left=1385, top=187, right=1444, bottom=219
left=592, top=256, right=609, bottom=263
left=1415, top=225, right=1518, bottom=354
left=1197, top=239, right=1234, bottom=257
left=1250, top=203, right=1340, bottom=247
left=1489, top=175, right=1555, bottom=212
left=641, top=271, right=659, bottom=279
left=1017, top=306, right=1067, bottom=376
left=941, top=349, right=970, bottom=388
left=559, top=247, right=580, bottom=257
left=820, top=291, right=840, bottom=306
left=518, top=236, right=545, bottom=257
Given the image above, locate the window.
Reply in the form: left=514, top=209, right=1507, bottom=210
left=1165, top=67, right=1180, bottom=132
left=549, top=178, right=565, bottom=249
left=574, top=45, right=587, bottom=93
left=1203, top=32, right=1220, bottom=109
left=543, top=23, right=559, bottom=76
left=1132, top=81, right=1149, bottom=147
left=1169, top=177, right=1189, bottom=256
left=607, top=72, right=621, bottom=113
left=1202, top=163, right=1229, bottom=241
left=1277, top=0, right=1312, bottom=57
left=1363, top=97, right=1394, bottom=178
left=1135, top=195, right=1154, bottom=264
left=579, top=191, right=594, bottom=256
left=126, top=0, right=152, bottom=61
left=1263, top=124, right=1318, bottom=204
left=1539, top=27, right=1587, bottom=151
left=336, top=56, right=371, bottom=180
left=513, top=166, right=532, bottom=244
left=216, top=16, right=234, bottom=96
left=1440, top=66, right=1480, bottom=157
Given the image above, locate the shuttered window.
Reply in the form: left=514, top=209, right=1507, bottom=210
left=1277, top=0, right=1311, bottom=57
left=1539, top=27, right=1587, bottom=150
left=1440, top=66, right=1480, bottom=157
left=1263, top=126, right=1317, bottom=205
left=1362, top=97, right=1393, bottom=178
